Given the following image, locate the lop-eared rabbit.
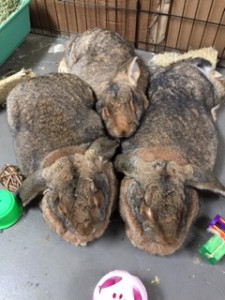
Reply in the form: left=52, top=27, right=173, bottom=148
left=7, top=73, right=119, bottom=246
left=115, top=58, right=225, bottom=255
left=58, top=28, right=150, bottom=138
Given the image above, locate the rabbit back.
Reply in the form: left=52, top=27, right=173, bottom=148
left=59, top=28, right=150, bottom=138
left=115, top=59, right=225, bottom=255
left=7, top=73, right=104, bottom=175
left=59, top=28, right=135, bottom=84
left=122, top=60, right=223, bottom=169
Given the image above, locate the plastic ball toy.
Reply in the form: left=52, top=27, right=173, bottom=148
left=92, top=270, right=148, bottom=300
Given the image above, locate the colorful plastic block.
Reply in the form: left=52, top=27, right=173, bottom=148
left=207, top=215, right=225, bottom=240
left=199, top=234, right=225, bottom=264
left=199, top=215, right=225, bottom=264
left=207, top=215, right=225, bottom=231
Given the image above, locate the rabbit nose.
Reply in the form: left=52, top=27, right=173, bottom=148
left=113, top=121, right=134, bottom=137
left=118, top=128, right=131, bottom=137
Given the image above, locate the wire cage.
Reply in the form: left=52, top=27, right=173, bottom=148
left=29, top=0, right=225, bottom=63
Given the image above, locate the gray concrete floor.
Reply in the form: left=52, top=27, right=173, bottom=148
left=1, top=34, right=225, bottom=300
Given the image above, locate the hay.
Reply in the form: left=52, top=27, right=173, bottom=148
left=148, top=47, right=218, bottom=72
left=0, top=0, right=20, bottom=25
left=0, top=68, right=36, bottom=107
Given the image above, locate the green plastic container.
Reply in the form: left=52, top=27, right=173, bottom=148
left=0, top=0, right=31, bottom=65
left=0, top=190, right=23, bottom=229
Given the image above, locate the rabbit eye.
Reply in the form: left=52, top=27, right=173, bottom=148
left=84, top=220, right=90, bottom=228
left=58, top=202, right=67, bottom=216
left=129, top=98, right=136, bottom=114
left=109, top=82, right=119, bottom=96
left=141, top=200, right=153, bottom=217
left=101, top=107, right=110, bottom=120
left=93, top=190, right=104, bottom=207
left=144, top=198, right=149, bottom=206
left=89, top=181, right=97, bottom=193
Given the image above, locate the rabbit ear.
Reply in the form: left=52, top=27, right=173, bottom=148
left=17, top=170, right=46, bottom=206
left=93, top=173, right=109, bottom=217
left=93, top=173, right=109, bottom=196
left=115, top=153, right=159, bottom=178
left=126, top=57, right=141, bottom=87
left=114, top=153, right=137, bottom=176
left=186, top=166, right=225, bottom=197
left=19, top=156, right=74, bottom=207
left=87, top=137, right=119, bottom=160
left=188, top=57, right=213, bottom=72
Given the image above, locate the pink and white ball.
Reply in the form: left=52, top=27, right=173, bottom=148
left=92, top=270, right=148, bottom=300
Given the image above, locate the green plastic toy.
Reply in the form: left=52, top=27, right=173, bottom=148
left=199, top=215, right=225, bottom=264
left=0, top=189, right=23, bottom=229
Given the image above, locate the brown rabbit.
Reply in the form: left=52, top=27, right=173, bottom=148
left=115, top=58, right=225, bottom=256
left=7, top=73, right=119, bottom=246
left=58, top=28, right=150, bottom=138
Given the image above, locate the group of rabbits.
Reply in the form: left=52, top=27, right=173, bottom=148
left=6, top=28, right=225, bottom=255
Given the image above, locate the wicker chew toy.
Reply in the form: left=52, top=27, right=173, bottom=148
left=0, top=164, right=24, bottom=192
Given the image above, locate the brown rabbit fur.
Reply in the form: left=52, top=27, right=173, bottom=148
left=115, top=58, right=225, bottom=256
left=58, top=28, right=150, bottom=138
left=7, top=73, right=119, bottom=246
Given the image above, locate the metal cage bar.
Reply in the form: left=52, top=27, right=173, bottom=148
left=29, top=0, right=225, bottom=63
